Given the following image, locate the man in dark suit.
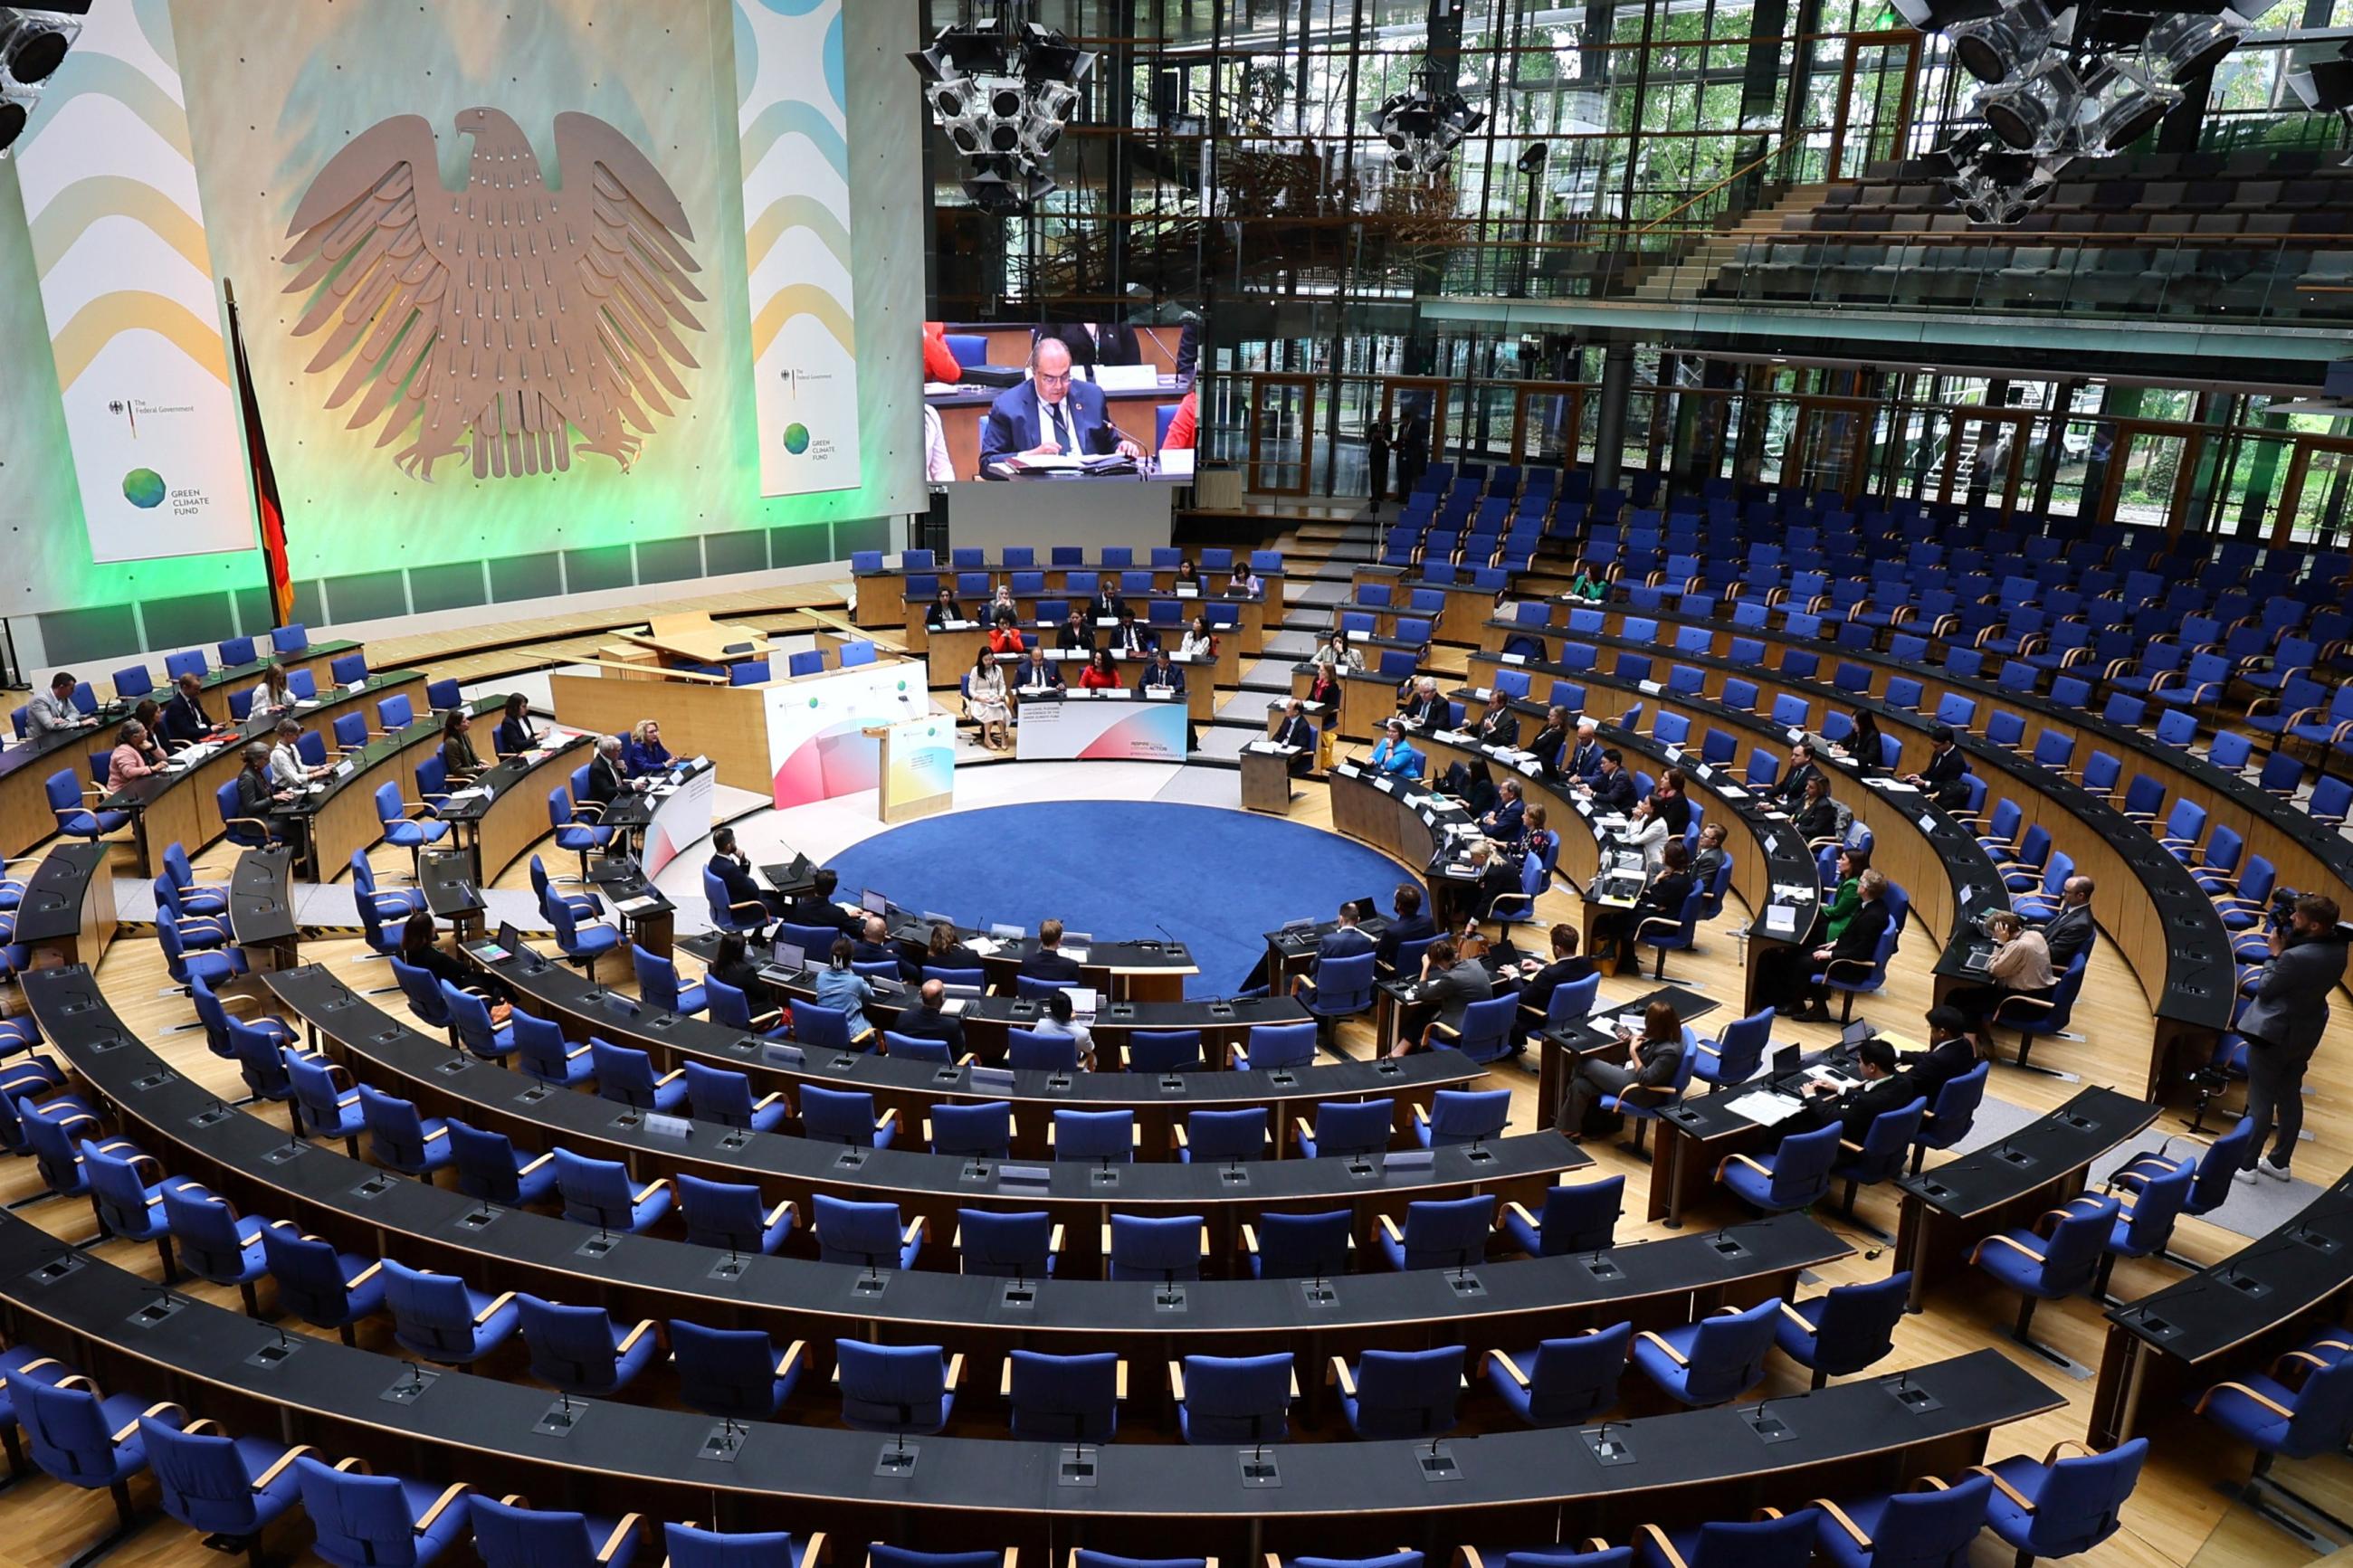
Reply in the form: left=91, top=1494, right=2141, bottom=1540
left=1040, top=321, right=1141, bottom=370
left=977, top=337, right=1143, bottom=471
left=1783, top=1036, right=1919, bottom=1146
left=2236, top=894, right=2348, bottom=1182
left=1581, top=749, right=1638, bottom=814
left=1476, top=701, right=1519, bottom=751
left=785, top=869, right=860, bottom=936
left=586, top=736, right=633, bottom=811
left=1771, top=740, right=1824, bottom=808
left=160, top=672, right=219, bottom=746
left=853, top=916, right=918, bottom=983
left=1091, top=582, right=1129, bottom=622
left=1011, top=650, right=1064, bottom=692
left=1291, top=901, right=1377, bottom=1001
left=1795, top=870, right=1895, bottom=1021
left=1108, top=613, right=1153, bottom=659
left=1019, top=918, right=1085, bottom=984
left=1517, top=924, right=1597, bottom=1027
left=1269, top=698, right=1318, bottom=775
left=1140, top=647, right=1186, bottom=695
left=1904, top=726, right=1972, bottom=810
left=708, top=827, right=787, bottom=925
left=1481, top=778, right=1526, bottom=851
left=1565, top=718, right=1605, bottom=782
left=1398, top=677, right=1444, bottom=729
left=1373, top=884, right=1435, bottom=978
left=892, top=979, right=967, bottom=1055
left=2039, top=876, right=2097, bottom=972
left=1896, top=1005, right=1982, bottom=1099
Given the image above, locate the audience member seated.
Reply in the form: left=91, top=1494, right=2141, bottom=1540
left=786, top=869, right=860, bottom=935
left=1555, top=1002, right=1685, bottom=1137
left=1577, top=748, right=1637, bottom=814
left=1596, top=839, right=1695, bottom=976
left=814, top=937, right=879, bottom=1039
left=1394, top=937, right=1493, bottom=1057
left=1374, top=884, right=1434, bottom=977
left=893, top=979, right=967, bottom=1054
left=621, top=719, right=672, bottom=778
left=709, top=826, right=790, bottom=922
left=496, top=692, right=541, bottom=755
left=1021, top=919, right=1084, bottom=984
left=1367, top=719, right=1423, bottom=778
left=1942, top=910, right=2055, bottom=1037
left=1079, top=650, right=1123, bottom=691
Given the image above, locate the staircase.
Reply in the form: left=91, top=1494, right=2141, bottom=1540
left=1624, top=183, right=1833, bottom=305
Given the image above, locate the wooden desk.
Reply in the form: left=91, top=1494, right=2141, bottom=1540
left=622, top=612, right=771, bottom=670
left=7, top=842, right=114, bottom=969
left=1241, top=745, right=1299, bottom=814
left=102, top=672, right=428, bottom=879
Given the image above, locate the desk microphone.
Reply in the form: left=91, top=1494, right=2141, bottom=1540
left=1154, top=922, right=1180, bottom=950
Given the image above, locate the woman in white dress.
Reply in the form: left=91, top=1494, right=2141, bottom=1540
left=967, top=648, right=1011, bottom=751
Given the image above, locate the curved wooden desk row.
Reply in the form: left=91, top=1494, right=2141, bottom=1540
left=685, top=916, right=1204, bottom=1008
left=262, top=966, right=1585, bottom=1250
left=0, top=1210, right=2054, bottom=1553
left=28, top=966, right=1837, bottom=1361
left=1454, top=654, right=2017, bottom=1002
left=1324, top=709, right=1820, bottom=1022
left=0, top=641, right=365, bottom=860
left=471, top=937, right=1472, bottom=1146
left=1460, top=622, right=2238, bottom=1093
left=855, top=565, right=1282, bottom=647
left=2091, top=1163, right=2353, bottom=1446
left=93, top=670, right=432, bottom=880
left=6, top=841, right=117, bottom=971
left=1491, top=592, right=2348, bottom=971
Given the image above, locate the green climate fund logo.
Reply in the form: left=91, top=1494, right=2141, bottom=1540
left=783, top=423, right=811, bottom=454
left=122, top=469, right=167, bottom=508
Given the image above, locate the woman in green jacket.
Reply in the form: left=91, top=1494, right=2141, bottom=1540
left=1822, top=844, right=1871, bottom=944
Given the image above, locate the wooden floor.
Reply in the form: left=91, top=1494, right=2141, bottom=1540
left=3, top=523, right=2348, bottom=1565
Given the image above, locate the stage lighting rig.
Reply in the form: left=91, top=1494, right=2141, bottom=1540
left=909, top=5, right=1095, bottom=215
left=0, top=2, right=91, bottom=157
left=1372, top=86, right=1486, bottom=178
left=1905, top=0, right=2264, bottom=222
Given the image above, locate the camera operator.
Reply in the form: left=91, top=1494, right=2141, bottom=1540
left=2236, top=893, right=2348, bottom=1184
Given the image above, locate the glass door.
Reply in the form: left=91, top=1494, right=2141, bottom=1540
left=1246, top=375, right=1315, bottom=497
left=1510, top=383, right=1584, bottom=469
left=1938, top=409, right=2035, bottom=515
left=1382, top=378, right=1452, bottom=472
left=1829, top=32, right=1921, bottom=183
left=1787, top=397, right=1874, bottom=502
left=2274, top=436, right=2353, bottom=547
left=2097, top=425, right=2202, bottom=531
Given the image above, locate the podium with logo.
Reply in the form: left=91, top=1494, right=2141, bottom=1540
left=866, top=717, right=957, bottom=823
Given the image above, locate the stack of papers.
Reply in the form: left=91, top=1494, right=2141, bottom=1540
left=1726, top=1090, right=1807, bottom=1126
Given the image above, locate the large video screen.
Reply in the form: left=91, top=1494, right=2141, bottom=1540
left=921, top=317, right=1199, bottom=485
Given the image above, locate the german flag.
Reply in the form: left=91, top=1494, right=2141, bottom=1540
left=224, top=279, right=293, bottom=626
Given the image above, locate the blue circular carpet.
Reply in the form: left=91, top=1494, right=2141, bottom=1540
left=824, top=802, right=1424, bottom=996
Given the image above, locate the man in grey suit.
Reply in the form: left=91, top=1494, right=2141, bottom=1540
left=2038, top=876, right=2097, bottom=972
left=2236, top=893, right=2348, bottom=1183
left=1393, top=937, right=1492, bottom=1057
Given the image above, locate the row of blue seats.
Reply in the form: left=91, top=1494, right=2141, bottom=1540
left=5, top=626, right=321, bottom=740
left=0, top=1327, right=2162, bottom=1568
left=858, top=547, right=1283, bottom=575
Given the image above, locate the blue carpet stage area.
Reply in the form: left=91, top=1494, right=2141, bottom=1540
left=823, top=802, right=1424, bottom=995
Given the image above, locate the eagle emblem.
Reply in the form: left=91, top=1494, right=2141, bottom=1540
left=282, top=109, right=704, bottom=482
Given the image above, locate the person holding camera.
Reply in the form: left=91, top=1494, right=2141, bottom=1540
left=2236, top=893, right=2348, bottom=1183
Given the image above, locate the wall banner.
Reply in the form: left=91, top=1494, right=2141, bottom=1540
left=14, top=0, right=253, bottom=564
left=735, top=0, right=861, bottom=497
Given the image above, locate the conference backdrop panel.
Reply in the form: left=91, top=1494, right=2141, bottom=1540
left=0, top=0, right=921, bottom=647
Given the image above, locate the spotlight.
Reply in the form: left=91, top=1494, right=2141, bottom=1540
left=2075, top=57, right=2180, bottom=154
left=1946, top=0, right=2062, bottom=84
left=1517, top=141, right=1550, bottom=176
left=1976, top=54, right=2085, bottom=151
left=2141, top=12, right=2241, bottom=83
left=908, top=7, right=1094, bottom=215
left=0, top=2, right=90, bottom=157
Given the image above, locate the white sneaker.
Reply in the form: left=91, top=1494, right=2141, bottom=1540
left=2234, top=1166, right=2259, bottom=1185
left=2260, top=1158, right=2292, bottom=1183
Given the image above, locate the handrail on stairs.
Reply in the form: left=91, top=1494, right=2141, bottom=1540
left=1634, top=141, right=1786, bottom=237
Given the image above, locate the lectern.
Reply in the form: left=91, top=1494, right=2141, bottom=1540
left=866, top=718, right=957, bottom=823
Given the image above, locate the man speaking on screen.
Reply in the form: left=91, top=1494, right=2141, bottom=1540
left=976, top=336, right=1144, bottom=474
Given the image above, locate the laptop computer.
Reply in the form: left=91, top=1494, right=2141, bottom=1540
left=1770, top=1043, right=1802, bottom=1079
left=770, top=939, right=806, bottom=973
left=1961, top=944, right=1995, bottom=974
left=989, top=922, right=1026, bottom=940
left=1840, top=1020, right=1876, bottom=1048
left=862, top=888, right=890, bottom=917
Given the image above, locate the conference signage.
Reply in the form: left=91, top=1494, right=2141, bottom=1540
left=1015, top=698, right=1190, bottom=763
left=639, top=766, right=719, bottom=880
left=14, top=2, right=256, bottom=563
left=734, top=0, right=862, bottom=498
left=886, top=716, right=957, bottom=817
left=761, top=662, right=919, bottom=809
